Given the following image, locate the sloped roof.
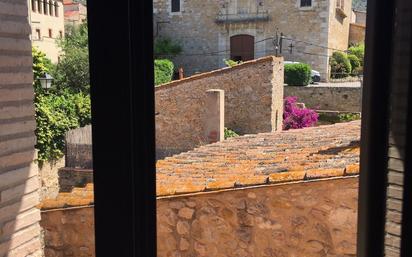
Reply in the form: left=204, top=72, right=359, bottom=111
left=39, top=121, right=361, bottom=210
left=156, top=121, right=360, bottom=196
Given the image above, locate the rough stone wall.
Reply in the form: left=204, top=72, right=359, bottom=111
left=0, top=0, right=43, bottom=256
left=155, top=56, right=283, bottom=157
left=157, top=177, right=359, bottom=257
left=153, top=0, right=349, bottom=79
left=38, top=177, right=358, bottom=257
left=58, top=168, right=93, bottom=193
left=40, top=207, right=95, bottom=257
left=38, top=158, right=65, bottom=201
left=349, top=23, right=365, bottom=45
left=284, top=85, right=362, bottom=112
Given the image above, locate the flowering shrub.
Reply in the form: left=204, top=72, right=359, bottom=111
left=283, top=96, right=318, bottom=130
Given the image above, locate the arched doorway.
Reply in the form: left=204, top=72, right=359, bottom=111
left=230, top=35, right=255, bottom=62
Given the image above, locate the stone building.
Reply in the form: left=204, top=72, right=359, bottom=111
left=349, top=9, right=365, bottom=45
left=63, top=0, right=87, bottom=26
left=29, top=0, right=65, bottom=62
left=153, top=0, right=352, bottom=80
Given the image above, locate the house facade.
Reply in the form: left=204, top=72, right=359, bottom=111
left=29, top=0, right=65, bottom=63
left=63, top=0, right=87, bottom=26
left=153, top=0, right=352, bottom=80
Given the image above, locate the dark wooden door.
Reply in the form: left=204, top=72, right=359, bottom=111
left=230, top=35, right=254, bottom=62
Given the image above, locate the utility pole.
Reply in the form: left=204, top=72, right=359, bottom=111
left=273, top=29, right=283, bottom=57
left=273, top=30, right=279, bottom=56
left=280, top=32, right=284, bottom=54
left=289, top=42, right=295, bottom=54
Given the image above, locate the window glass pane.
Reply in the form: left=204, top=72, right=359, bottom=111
left=171, top=0, right=180, bottom=12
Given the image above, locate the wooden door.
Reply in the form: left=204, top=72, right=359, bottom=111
left=230, top=35, right=254, bottom=62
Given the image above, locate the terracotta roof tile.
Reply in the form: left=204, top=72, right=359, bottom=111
left=156, top=121, right=361, bottom=196
left=40, top=121, right=361, bottom=208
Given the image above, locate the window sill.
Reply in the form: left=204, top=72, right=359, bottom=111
left=298, top=6, right=314, bottom=11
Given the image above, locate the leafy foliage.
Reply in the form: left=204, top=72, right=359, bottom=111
left=348, top=43, right=365, bottom=67
left=53, top=23, right=90, bottom=93
left=347, top=54, right=361, bottom=74
left=35, top=91, right=91, bottom=162
left=154, top=38, right=182, bottom=58
left=224, top=128, right=239, bottom=139
left=283, top=96, right=318, bottom=130
left=32, top=47, right=54, bottom=93
left=155, top=59, right=174, bottom=85
left=224, top=59, right=243, bottom=67
left=330, top=52, right=352, bottom=78
left=33, top=47, right=91, bottom=162
left=284, top=63, right=312, bottom=86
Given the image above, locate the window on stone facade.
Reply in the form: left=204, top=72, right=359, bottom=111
left=35, top=29, right=41, bottom=40
left=37, top=0, right=42, bottom=13
left=55, top=2, right=59, bottom=17
left=300, top=0, right=312, bottom=7
left=43, top=0, right=48, bottom=15
left=32, top=0, right=37, bottom=12
left=171, top=0, right=180, bottom=12
left=59, top=30, right=63, bottom=38
left=336, top=0, right=344, bottom=9
left=49, top=0, right=54, bottom=16
left=49, top=29, right=53, bottom=38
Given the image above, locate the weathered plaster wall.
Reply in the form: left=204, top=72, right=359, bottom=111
left=40, top=207, right=95, bottom=257
left=349, top=23, right=365, bottom=45
left=155, top=56, right=283, bottom=158
left=327, top=0, right=352, bottom=59
left=153, top=0, right=350, bottom=79
left=284, top=85, right=362, bottom=112
left=157, top=177, right=359, bottom=257
left=0, top=0, right=43, bottom=256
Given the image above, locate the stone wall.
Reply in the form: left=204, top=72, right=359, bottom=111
left=158, top=176, right=359, bottom=257
left=58, top=168, right=93, bottom=193
left=40, top=207, right=95, bottom=257
left=0, top=0, right=43, bottom=256
left=284, top=84, right=362, bottom=112
left=156, top=56, right=283, bottom=158
left=154, top=0, right=352, bottom=79
left=38, top=158, right=65, bottom=201
left=39, top=177, right=358, bottom=257
left=349, top=23, right=366, bottom=45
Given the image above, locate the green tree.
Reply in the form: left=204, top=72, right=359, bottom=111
left=52, top=22, right=90, bottom=93
left=154, top=37, right=182, bottom=58
left=32, top=47, right=54, bottom=93
left=330, top=52, right=352, bottom=78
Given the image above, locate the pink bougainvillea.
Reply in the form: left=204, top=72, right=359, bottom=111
left=283, top=96, right=318, bottom=130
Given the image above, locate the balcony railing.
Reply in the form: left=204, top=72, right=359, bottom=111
left=215, top=11, right=269, bottom=23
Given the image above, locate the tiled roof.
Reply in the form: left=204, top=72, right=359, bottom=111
left=156, top=121, right=361, bottom=196
left=39, top=121, right=361, bottom=209
left=39, top=183, right=94, bottom=210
